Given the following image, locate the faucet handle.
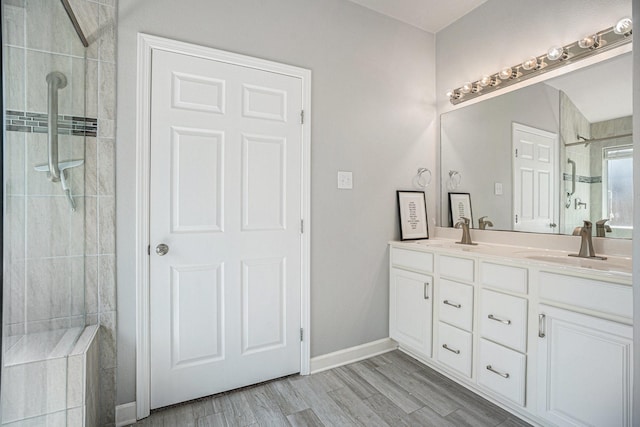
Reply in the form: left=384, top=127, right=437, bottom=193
left=596, top=218, right=610, bottom=226
left=454, top=217, right=469, bottom=228
left=582, top=220, right=592, bottom=228
left=478, top=216, right=487, bottom=222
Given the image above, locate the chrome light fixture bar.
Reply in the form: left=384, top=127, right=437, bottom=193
left=447, top=17, right=632, bottom=105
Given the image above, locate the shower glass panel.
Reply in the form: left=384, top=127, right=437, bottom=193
left=2, top=0, right=88, bottom=424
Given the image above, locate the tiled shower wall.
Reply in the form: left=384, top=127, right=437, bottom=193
left=75, top=0, right=118, bottom=424
left=3, top=0, right=117, bottom=425
left=560, top=91, right=592, bottom=235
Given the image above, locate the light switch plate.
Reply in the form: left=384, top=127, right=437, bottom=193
left=495, top=182, right=503, bottom=195
left=337, top=171, right=353, bottom=189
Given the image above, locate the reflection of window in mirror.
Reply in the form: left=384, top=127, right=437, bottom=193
left=602, top=145, right=633, bottom=238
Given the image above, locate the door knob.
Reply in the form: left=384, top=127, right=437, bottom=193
left=155, top=243, right=169, bottom=256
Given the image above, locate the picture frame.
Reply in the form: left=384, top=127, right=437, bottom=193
left=448, top=192, right=473, bottom=228
left=397, top=191, right=429, bottom=240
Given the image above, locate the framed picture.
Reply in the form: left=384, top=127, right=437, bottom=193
left=448, top=192, right=473, bottom=228
left=397, top=191, right=429, bottom=240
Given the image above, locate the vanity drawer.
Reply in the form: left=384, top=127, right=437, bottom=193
left=539, top=272, right=632, bottom=320
left=437, top=322, right=472, bottom=378
left=479, top=290, right=527, bottom=352
left=480, top=262, right=528, bottom=294
left=439, top=255, right=474, bottom=282
left=478, top=338, right=526, bottom=407
left=391, top=248, right=434, bottom=273
left=439, top=279, right=473, bottom=332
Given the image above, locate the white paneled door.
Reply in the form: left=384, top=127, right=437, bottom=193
left=512, top=123, right=558, bottom=233
left=149, top=49, right=303, bottom=409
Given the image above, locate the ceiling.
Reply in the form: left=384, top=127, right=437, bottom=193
left=346, top=0, right=487, bottom=33
left=545, top=53, right=633, bottom=124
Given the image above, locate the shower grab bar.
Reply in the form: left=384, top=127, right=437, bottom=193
left=565, top=158, right=576, bottom=208
left=46, top=71, right=67, bottom=182
left=567, top=159, right=576, bottom=197
left=37, top=71, right=84, bottom=212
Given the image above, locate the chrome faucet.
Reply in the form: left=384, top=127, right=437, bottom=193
left=454, top=217, right=476, bottom=245
left=478, top=216, right=493, bottom=230
left=569, top=220, right=607, bottom=260
left=595, top=219, right=612, bottom=237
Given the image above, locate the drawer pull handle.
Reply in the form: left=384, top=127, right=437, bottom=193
left=443, top=300, right=461, bottom=308
left=488, top=314, right=511, bottom=325
left=486, top=365, right=510, bottom=379
left=538, top=314, right=546, bottom=338
left=442, top=344, right=460, bottom=354
left=424, top=282, right=429, bottom=300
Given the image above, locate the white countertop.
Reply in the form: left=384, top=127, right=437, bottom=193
left=390, top=238, right=632, bottom=282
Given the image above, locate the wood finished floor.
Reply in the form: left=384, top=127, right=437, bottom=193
left=131, top=350, right=532, bottom=427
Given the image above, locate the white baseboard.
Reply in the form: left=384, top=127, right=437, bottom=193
left=115, top=402, right=137, bottom=427
left=310, top=338, right=398, bottom=374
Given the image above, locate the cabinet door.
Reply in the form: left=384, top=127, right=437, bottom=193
left=537, top=305, right=632, bottom=427
left=389, top=268, right=433, bottom=357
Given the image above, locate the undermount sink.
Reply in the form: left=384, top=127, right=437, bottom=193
left=415, top=240, right=481, bottom=251
left=524, top=253, right=631, bottom=273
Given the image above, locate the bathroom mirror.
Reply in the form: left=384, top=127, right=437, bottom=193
left=439, top=51, right=633, bottom=238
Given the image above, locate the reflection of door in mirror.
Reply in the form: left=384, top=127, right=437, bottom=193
left=512, top=124, right=559, bottom=233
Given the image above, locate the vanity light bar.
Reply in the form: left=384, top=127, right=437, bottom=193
left=447, top=17, right=633, bottom=105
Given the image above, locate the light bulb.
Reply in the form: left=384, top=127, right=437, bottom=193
left=478, top=75, right=491, bottom=87
left=460, top=82, right=473, bottom=94
left=578, top=35, right=598, bottom=49
left=522, top=57, right=539, bottom=71
left=614, top=17, right=632, bottom=35
left=447, top=90, right=461, bottom=100
left=498, top=67, right=513, bottom=80
left=547, top=46, right=567, bottom=61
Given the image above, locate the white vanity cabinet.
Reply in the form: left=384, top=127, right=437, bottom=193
left=436, top=254, right=475, bottom=378
left=476, top=262, right=529, bottom=407
left=536, top=272, right=633, bottom=427
left=388, top=240, right=632, bottom=427
left=389, top=248, right=434, bottom=357
left=536, top=305, right=632, bottom=427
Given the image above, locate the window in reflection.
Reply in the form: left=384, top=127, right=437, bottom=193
left=603, top=145, right=633, bottom=238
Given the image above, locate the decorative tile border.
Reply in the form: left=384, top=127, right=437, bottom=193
left=5, top=110, right=97, bottom=137
left=562, top=173, right=602, bottom=184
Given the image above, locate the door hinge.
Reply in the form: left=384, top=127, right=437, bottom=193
left=300, top=328, right=304, bottom=341
left=300, top=110, right=304, bottom=124
left=515, top=214, right=519, bottom=224
left=300, top=219, right=304, bottom=234
left=147, top=245, right=151, bottom=255
left=515, top=148, right=519, bottom=158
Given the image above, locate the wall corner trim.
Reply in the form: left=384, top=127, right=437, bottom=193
left=310, top=338, right=398, bottom=374
left=115, top=402, right=137, bottom=427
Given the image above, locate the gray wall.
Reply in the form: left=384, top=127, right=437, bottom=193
left=116, top=0, right=436, bottom=404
